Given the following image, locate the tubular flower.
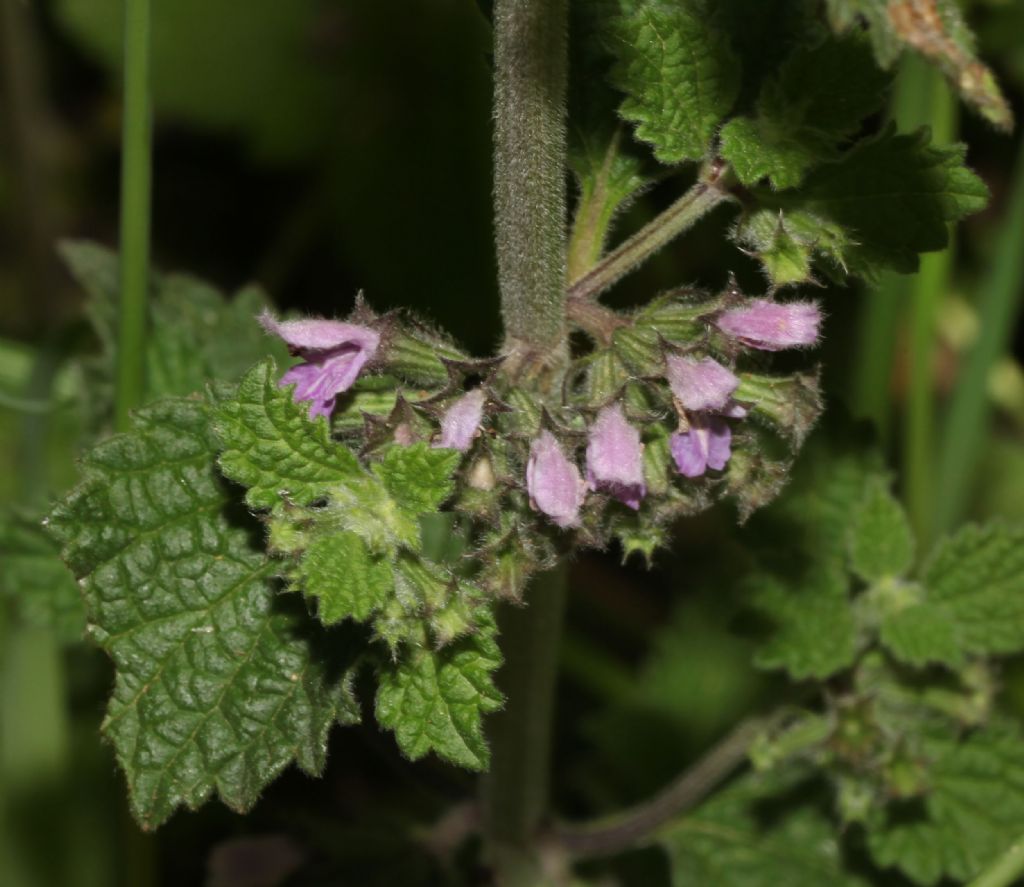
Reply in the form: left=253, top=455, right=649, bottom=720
left=665, top=355, right=739, bottom=412
left=715, top=299, right=821, bottom=351
left=434, top=389, right=486, bottom=452
left=260, top=311, right=380, bottom=419
left=526, top=431, right=586, bottom=528
left=670, top=415, right=732, bottom=478
left=585, top=404, right=646, bottom=509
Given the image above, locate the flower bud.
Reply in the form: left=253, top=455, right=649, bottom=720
left=260, top=311, right=380, bottom=419
left=665, top=355, right=739, bottom=412
left=585, top=404, right=646, bottom=509
left=715, top=299, right=821, bottom=351
left=670, top=415, right=732, bottom=478
left=526, top=431, right=586, bottom=528
left=434, top=389, right=486, bottom=452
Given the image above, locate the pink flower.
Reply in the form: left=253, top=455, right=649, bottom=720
left=526, top=431, right=586, bottom=528
left=715, top=299, right=821, bottom=351
left=260, top=311, right=380, bottom=419
left=586, top=404, right=646, bottom=509
left=434, top=389, right=486, bottom=452
left=665, top=355, right=739, bottom=412
left=670, top=415, right=732, bottom=478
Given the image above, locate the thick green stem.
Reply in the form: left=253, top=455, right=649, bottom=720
left=483, top=564, right=569, bottom=887
left=115, top=0, right=153, bottom=432
left=493, top=0, right=569, bottom=370
left=566, top=166, right=732, bottom=305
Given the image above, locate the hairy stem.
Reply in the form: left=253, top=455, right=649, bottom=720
left=553, top=714, right=772, bottom=859
left=566, top=164, right=732, bottom=305
left=967, top=835, right=1024, bottom=887
left=115, top=0, right=153, bottom=432
left=493, top=0, right=569, bottom=372
left=483, top=564, right=569, bottom=886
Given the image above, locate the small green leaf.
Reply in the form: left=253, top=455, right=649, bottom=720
left=295, top=532, right=394, bottom=624
left=866, top=720, right=1024, bottom=885
left=375, top=617, right=502, bottom=770
left=720, top=36, right=889, bottom=189
left=610, top=0, right=740, bottom=164
left=848, top=478, right=914, bottom=582
left=0, top=509, right=85, bottom=642
left=46, top=397, right=357, bottom=829
left=751, top=566, right=858, bottom=680
left=880, top=524, right=1024, bottom=667
left=215, top=359, right=364, bottom=511
left=373, top=443, right=459, bottom=518
left=734, top=207, right=849, bottom=286
left=660, top=767, right=870, bottom=886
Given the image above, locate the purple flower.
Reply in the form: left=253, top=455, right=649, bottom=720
left=715, top=299, right=821, bottom=351
left=526, top=431, right=586, bottom=528
left=260, top=311, right=380, bottom=419
left=586, top=404, right=646, bottom=509
left=670, top=415, right=732, bottom=478
left=434, top=389, right=486, bottom=452
left=665, top=355, right=739, bottom=412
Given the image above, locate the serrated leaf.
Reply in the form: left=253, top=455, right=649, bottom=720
left=373, top=443, right=459, bottom=518
left=734, top=207, right=849, bottom=286
left=660, top=767, right=870, bottom=886
left=758, top=127, right=989, bottom=280
left=0, top=509, right=85, bottom=642
left=610, top=0, right=739, bottom=164
left=295, top=532, right=394, bottom=624
left=751, top=566, right=858, bottom=680
left=880, top=524, right=1024, bottom=667
left=848, top=478, right=914, bottom=582
left=866, top=720, right=1024, bottom=885
left=825, top=0, right=1012, bottom=130
left=46, top=397, right=357, bottom=829
left=721, top=36, right=889, bottom=189
left=375, top=618, right=502, bottom=770
left=215, top=359, right=364, bottom=511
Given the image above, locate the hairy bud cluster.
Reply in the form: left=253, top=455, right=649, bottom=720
left=261, top=284, right=823, bottom=596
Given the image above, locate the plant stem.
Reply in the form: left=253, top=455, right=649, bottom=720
left=935, top=133, right=1024, bottom=537
left=115, top=0, right=153, bottom=432
left=902, top=61, right=956, bottom=547
left=493, top=0, right=569, bottom=373
left=967, top=835, right=1024, bottom=887
left=566, top=165, right=732, bottom=305
left=553, top=714, right=771, bottom=860
left=483, top=564, right=569, bottom=887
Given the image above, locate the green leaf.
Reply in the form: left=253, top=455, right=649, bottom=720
left=720, top=36, right=889, bottom=189
left=660, top=767, right=870, bottom=886
left=0, top=509, right=85, bottom=642
left=750, top=566, right=858, bottom=680
left=734, top=207, right=849, bottom=286
left=757, top=127, right=989, bottom=280
left=294, top=532, right=394, bottom=625
left=214, top=358, right=364, bottom=512
left=610, top=0, right=740, bottom=164
left=880, top=524, right=1024, bottom=667
left=373, top=443, right=459, bottom=518
left=375, top=617, right=502, bottom=771
left=824, top=0, right=1012, bottom=130
left=46, top=397, right=357, bottom=829
left=866, top=720, right=1024, bottom=885
left=848, top=478, right=914, bottom=583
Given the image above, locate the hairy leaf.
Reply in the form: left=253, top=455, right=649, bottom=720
left=848, top=478, right=914, bottom=583
left=46, top=397, right=357, bottom=828
left=867, top=720, right=1024, bottom=885
left=610, top=0, right=739, bottom=164
left=375, top=617, right=502, bottom=771
left=825, top=0, right=1012, bottom=130
left=880, top=524, right=1024, bottom=667
left=660, top=767, right=869, bottom=886
left=294, top=533, right=394, bottom=625
left=720, top=36, right=889, bottom=189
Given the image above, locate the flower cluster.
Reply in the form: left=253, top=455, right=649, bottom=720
left=261, top=294, right=821, bottom=532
